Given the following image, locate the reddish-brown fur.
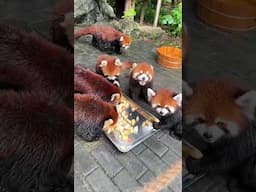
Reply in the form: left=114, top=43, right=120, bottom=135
left=0, top=24, right=73, bottom=191
left=150, top=89, right=178, bottom=110
left=74, top=94, right=118, bottom=141
left=184, top=79, right=248, bottom=130
left=0, top=24, right=73, bottom=106
left=129, top=62, right=154, bottom=101
left=96, top=54, right=122, bottom=78
left=74, top=64, right=122, bottom=104
left=74, top=25, right=131, bottom=47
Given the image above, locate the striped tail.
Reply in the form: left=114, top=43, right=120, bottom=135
left=74, top=27, right=93, bottom=39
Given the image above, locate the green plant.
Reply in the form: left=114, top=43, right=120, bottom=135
left=122, top=8, right=136, bottom=19
left=159, top=2, right=182, bottom=36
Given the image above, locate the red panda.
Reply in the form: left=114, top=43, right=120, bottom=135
left=183, top=79, right=253, bottom=143
left=74, top=25, right=131, bottom=54
left=95, top=54, right=132, bottom=86
left=0, top=24, right=73, bottom=106
left=0, top=24, right=73, bottom=191
left=129, top=62, right=154, bottom=101
left=96, top=54, right=122, bottom=86
left=51, top=0, right=74, bottom=51
left=184, top=79, right=256, bottom=191
left=74, top=94, right=119, bottom=141
left=147, top=88, right=182, bottom=139
left=74, top=64, right=122, bottom=105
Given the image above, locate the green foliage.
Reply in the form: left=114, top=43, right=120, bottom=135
left=122, top=8, right=136, bottom=19
left=159, top=2, right=182, bottom=36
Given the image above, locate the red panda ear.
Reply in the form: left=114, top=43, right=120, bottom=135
left=120, top=36, right=124, bottom=41
left=183, top=80, right=193, bottom=96
left=132, top=63, right=137, bottom=69
left=147, top=88, right=156, bottom=102
left=173, top=93, right=182, bottom=107
left=115, top=59, right=122, bottom=66
left=99, top=60, right=108, bottom=67
left=236, top=90, right=256, bottom=120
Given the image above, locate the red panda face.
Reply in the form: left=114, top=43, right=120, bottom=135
left=183, top=80, right=256, bottom=143
left=131, top=63, right=154, bottom=86
left=120, top=35, right=131, bottom=49
left=98, top=56, right=122, bottom=81
left=147, top=88, right=182, bottom=116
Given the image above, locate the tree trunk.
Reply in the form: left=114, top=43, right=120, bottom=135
left=153, top=0, right=162, bottom=27
left=140, top=0, right=148, bottom=25
left=115, top=0, right=125, bottom=18
left=124, top=0, right=135, bottom=21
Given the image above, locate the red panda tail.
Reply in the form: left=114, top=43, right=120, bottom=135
left=74, top=27, right=94, bottom=39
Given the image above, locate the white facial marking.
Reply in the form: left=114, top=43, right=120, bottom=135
left=236, top=90, right=256, bottom=120
left=166, top=106, right=176, bottom=114
left=214, top=117, right=240, bottom=137
left=100, top=60, right=108, bottom=67
left=137, top=74, right=149, bottom=86
left=152, top=103, right=158, bottom=108
left=107, top=76, right=117, bottom=80
left=115, top=59, right=122, bottom=66
left=132, top=63, right=137, bottom=69
left=120, top=36, right=124, bottom=41
left=156, top=108, right=169, bottom=116
left=195, top=124, right=225, bottom=143
left=173, top=93, right=182, bottom=107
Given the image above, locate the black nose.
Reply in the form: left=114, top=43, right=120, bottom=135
left=159, top=111, right=164, bottom=115
left=203, top=132, right=212, bottom=139
left=142, top=77, right=146, bottom=81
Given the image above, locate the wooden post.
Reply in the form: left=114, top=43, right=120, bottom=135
left=153, top=0, right=162, bottom=27
left=140, top=0, right=148, bottom=25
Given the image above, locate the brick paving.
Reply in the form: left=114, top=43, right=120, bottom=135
left=74, top=31, right=182, bottom=191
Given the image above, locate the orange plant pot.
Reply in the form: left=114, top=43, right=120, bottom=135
left=156, top=46, right=182, bottom=69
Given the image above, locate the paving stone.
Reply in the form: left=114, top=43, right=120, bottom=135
left=86, top=169, right=120, bottom=192
left=144, top=135, right=169, bottom=157
left=113, top=169, right=141, bottom=192
left=131, top=143, right=147, bottom=155
left=138, top=149, right=167, bottom=176
left=138, top=170, right=155, bottom=185
left=91, top=144, right=123, bottom=178
left=159, top=134, right=181, bottom=157
left=115, top=151, right=147, bottom=179
left=162, top=150, right=181, bottom=165
left=75, top=142, right=98, bottom=177
left=168, top=173, right=181, bottom=192
left=75, top=171, right=94, bottom=192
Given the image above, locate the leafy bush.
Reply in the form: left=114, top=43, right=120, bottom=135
left=159, top=2, right=182, bottom=36
left=122, top=8, right=136, bottom=19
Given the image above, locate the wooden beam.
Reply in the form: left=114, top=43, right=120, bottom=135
left=153, top=0, right=162, bottom=27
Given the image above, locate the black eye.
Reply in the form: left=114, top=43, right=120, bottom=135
left=216, top=122, right=229, bottom=133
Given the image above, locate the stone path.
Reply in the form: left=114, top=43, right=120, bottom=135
left=183, top=0, right=256, bottom=191
left=74, top=29, right=182, bottom=192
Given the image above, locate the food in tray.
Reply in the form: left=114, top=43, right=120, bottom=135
left=104, top=96, right=158, bottom=143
